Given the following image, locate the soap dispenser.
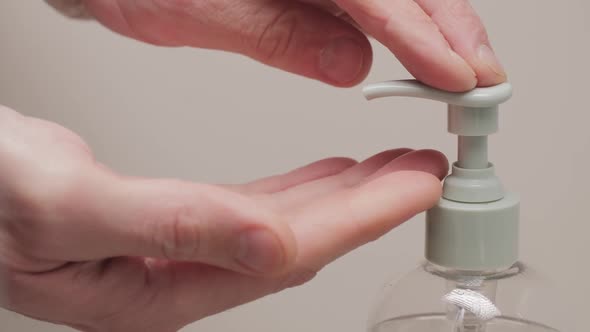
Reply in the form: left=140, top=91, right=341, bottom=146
left=362, top=80, right=562, bottom=332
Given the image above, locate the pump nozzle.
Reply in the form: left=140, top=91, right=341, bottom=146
left=362, top=79, right=512, bottom=107
left=362, top=79, right=519, bottom=272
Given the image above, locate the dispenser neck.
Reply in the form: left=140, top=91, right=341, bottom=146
left=457, top=136, right=488, bottom=169
left=424, top=260, right=523, bottom=280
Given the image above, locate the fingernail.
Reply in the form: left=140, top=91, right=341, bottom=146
left=319, top=37, right=365, bottom=84
left=236, top=229, right=284, bottom=273
left=478, top=44, right=506, bottom=78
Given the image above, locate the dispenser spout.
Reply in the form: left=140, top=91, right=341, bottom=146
left=362, top=79, right=513, bottom=107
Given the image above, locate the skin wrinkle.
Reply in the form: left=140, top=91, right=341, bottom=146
left=383, top=16, right=445, bottom=60
left=254, top=157, right=357, bottom=194
left=157, top=205, right=202, bottom=261
left=150, top=0, right=216, bottom=33
left=265, top=149, right=409, bottom=212
left=332, top=0, right=475, bottom=91
left=272, top=11, right=298, bottom=62
left=156, top=0, right=256, bottom=50
left=1, top=214, right=56, bottom=273
left=111, top=0, right=142, bottom=41
left=34, top=258, right=145, bottom=329
left=105, top=0, right=183, bottom=46
left=138, top=260, right=182, bottom=331
left=255, top=3, right=295, bottom=61
left=91, top=266, right=155, bottom=331
left=129, top=0, right=185, bottom=46
left=413, top=0, right=502, bottom=86
left=430, top=0, right=489, bottom=49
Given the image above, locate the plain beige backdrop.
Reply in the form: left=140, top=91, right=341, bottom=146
left=1, top=1, right=589, bottom=331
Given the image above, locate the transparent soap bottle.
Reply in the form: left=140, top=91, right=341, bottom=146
left=361, top=80, right=563, bottom=332
left=368, top=261, right=560, bottom=332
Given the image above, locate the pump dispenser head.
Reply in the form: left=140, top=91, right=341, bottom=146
left=363, top=80, right=518, bottom=272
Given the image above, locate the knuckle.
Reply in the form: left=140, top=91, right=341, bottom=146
left=114, top=1, right=191, bottom=46
left=153, top=204, right=202, bottom=261
left=382, top=1, right=436, bottom=38
left=254, top=5, right=302, bottom=62
left=444, top=0, right=488, bottom=39
left=443, top=0, right=473, bottom=18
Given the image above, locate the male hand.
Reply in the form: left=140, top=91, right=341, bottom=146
left=0, top=106, right=447, bottom=331
left=82, top=0, right=506, bottom=91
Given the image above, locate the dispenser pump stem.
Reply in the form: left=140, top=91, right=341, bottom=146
left=458, top=136, right=488, bottom=169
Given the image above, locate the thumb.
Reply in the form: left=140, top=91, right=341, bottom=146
left=84, top=0, right=372, bottom=87
left=235, top=2, right=373, bottom=86
left=51, top=172, right=297, bottom=275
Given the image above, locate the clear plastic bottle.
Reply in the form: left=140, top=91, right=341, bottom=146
left=368, top=261, right=561, bottom=332
left=361, top=80, right=563, bottom=332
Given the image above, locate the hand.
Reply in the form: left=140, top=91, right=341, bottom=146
left=82, top=0, right=506, bottom=91
left=0, top=105, right=447, bottom=332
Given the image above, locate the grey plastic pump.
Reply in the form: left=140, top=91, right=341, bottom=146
left=362, top=80, right=518, bottom=272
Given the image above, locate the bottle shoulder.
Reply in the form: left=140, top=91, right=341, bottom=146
left=368, top=261, right=564, bottom=331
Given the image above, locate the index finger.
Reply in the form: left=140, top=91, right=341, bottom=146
left=333, top=0, right=478, bottom=91
left=415, top=0, right=507, bottom=87
left=290, top=171, right=443, bottom=270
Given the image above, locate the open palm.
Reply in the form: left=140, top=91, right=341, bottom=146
left=0, top=106, right=447, bottom=331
